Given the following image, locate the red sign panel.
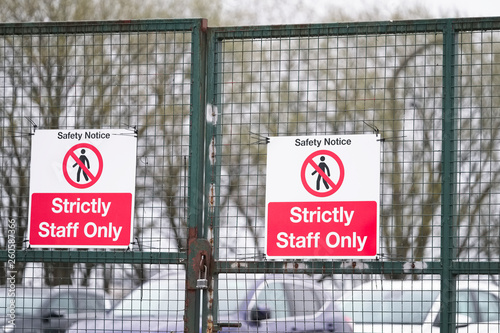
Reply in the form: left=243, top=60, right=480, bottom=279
left=266, top=201, right=377, bottom=257
left=29, top=193, right=132, bottom=247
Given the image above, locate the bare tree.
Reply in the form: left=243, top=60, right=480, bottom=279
left=0, top=0, right=225, bottom=286
left=213, top=27, right=500, bottom=273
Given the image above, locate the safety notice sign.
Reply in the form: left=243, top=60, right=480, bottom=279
left=265, top=134, right=380, bottom=259
left=28, top=129, right=137, bottom=249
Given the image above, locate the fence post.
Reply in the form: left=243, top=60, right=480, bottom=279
left=185, top=18, right=209, bottom=333
left=440, top=19, right=458, bottom=333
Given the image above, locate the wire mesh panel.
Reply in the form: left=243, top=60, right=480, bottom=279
left=215, top=273, right=352, bottom=333
left=455, top=28, right=500, bottom=262
left=208, top=19, right=500, bottom=333
left=209, top=24, right=446, bottom=266
left=0, top=19, right=205, bottom=333
left=1, top=16, right=500, bottom=333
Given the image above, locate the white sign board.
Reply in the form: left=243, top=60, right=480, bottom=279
left=265, top=134, right=380, bottom=259
left=28, top=129, right=137, bottom=248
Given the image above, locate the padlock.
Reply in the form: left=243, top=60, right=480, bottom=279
left=197, top=265, right=208, bottom=289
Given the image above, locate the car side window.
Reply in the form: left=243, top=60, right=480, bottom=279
left=75, top=293, right=105, bottom=312
left=49, top=293, right=77, bottom=315
left=285, top=283, right=321, bottom=317
left=253, top=282, right=291, bottom=319
left=475, top=291, right=500, bottom=322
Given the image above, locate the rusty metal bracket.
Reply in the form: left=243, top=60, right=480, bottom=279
left=186, top=238, right=213, bottom=290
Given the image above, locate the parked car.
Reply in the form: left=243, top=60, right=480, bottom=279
left=68, top=273, right=353, bottom=333
left=337, top=279, right=500, bottom=332
left=0, top=286, right=111, bottom=333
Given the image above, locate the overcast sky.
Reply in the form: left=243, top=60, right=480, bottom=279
left=349, top=0, right=500, bottom=18
left=221, top=0, right=500, bottom=25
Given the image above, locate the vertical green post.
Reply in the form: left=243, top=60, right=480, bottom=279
left=185, top=18, right=208, bottom=333
left=203, top=28, right=224, bottom=333
left=204, top=29, right=226, bottom=261
left=440, top=19, right=458, bottom=333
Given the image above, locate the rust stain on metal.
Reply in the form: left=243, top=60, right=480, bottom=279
left=201, top=18, right=208, bottom=32
left=210, top=183, right=215, bottom=207
left=211, top=137, right=216, bottom=160
left=206, top=316, right=214, bottom=333
left=208, top=284, right=214, bottom=306
left=205, top=281, right=215, bottom=333
left=186, top=238, right=213, bottom=290
left=188, top=227, right=198, bottom=240
left=209, top=226, right=214, bottom=247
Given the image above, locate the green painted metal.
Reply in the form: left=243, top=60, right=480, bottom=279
left=207, top=17, right=500, bottom=333
left=0, top=18, right=208, bottom=333
left=185, top=18, right=208, bottom=333
left=0, top=19, right=205, bottom=35
left=204, top=29, right=225, bottom=333
left=440, top=20, right=459, bottom=333
left=209, top=17, right=500, bottom=40
left=1, top=16, right=500, bottom=333
left=0, top=250, right=186, bottom=263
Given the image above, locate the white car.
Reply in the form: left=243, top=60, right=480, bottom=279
left=68, top=273, right=353, bottom=333
left=337, top=279, right=500, bottom=333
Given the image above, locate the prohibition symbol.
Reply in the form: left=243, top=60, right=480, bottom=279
left=62, top=143, right=103, bottom=189
left=301, top=150, right=344, bottom=197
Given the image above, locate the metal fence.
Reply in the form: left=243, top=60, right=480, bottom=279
left=1, top=16, right=500, bottom=333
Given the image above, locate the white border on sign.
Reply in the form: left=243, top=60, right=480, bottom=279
left=27, top=129, right=138, bottom=249
left=264, top=134, right=381, bottom=259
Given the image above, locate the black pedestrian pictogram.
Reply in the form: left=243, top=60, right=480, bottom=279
left=301, top=150, right=344, bottom=197
left=63, top=143, right=103, bottom=189
left=73, top=149, right=90, bottom=182
left=312, top=156, right=330, bottom=191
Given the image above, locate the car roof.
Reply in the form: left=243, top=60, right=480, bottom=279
left=340, top=278, right=500, bottom=297
left=0, top=285, right=110, bottom=307
left=146, top=272, right=321, bottom=287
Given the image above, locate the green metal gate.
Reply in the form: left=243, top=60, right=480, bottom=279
left=0, top=18, right=208, bottom=333
left=1, top=16, right=500, bottom=333
left=205, top=18, right=500, bottom=333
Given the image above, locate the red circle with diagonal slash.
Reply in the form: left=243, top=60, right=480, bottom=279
left=62, top=143, right=103, bottom=189
left=301, top=150, right=344, bottom=197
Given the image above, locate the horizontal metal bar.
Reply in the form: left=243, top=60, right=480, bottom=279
left=215, top=260, right=439, bottom=274
left=3, top=17, right=500, bottom=38
left=2, top=253, right=497, bottom=274
left=0, top=18, right=204, bottom=35
left=0, top=250, right=187, bottom=264
left=216, top=260, right=500, bottom=275
left=452, top=261, right=500, bottom=274
left=212, top=17, right=500, bottom=40
left=212, top=21, right=442, bottom=40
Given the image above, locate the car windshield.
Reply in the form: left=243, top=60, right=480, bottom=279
left=218, top=278, right=252, bottom=315
left=218, top=276, right=324, bottom=319
left=110, top=275, right=319, bottom=320
left=110, top=275, right=252, bottom=318
left=341, top=289, right=439, bottom=324
left=0, top=291, right=45, bottom=316
left=111, top=278, right=185, bottom=318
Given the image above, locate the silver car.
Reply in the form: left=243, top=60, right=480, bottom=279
left=68, top=273, right=353, bottom=333
left=337, top=279, right=500, bottom=333
left=0, top=286, right=111, bottom=333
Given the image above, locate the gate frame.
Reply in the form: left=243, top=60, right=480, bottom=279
left=1, top=16, right=500, bottom=333
left=205, top=17, right=500, bottom=333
